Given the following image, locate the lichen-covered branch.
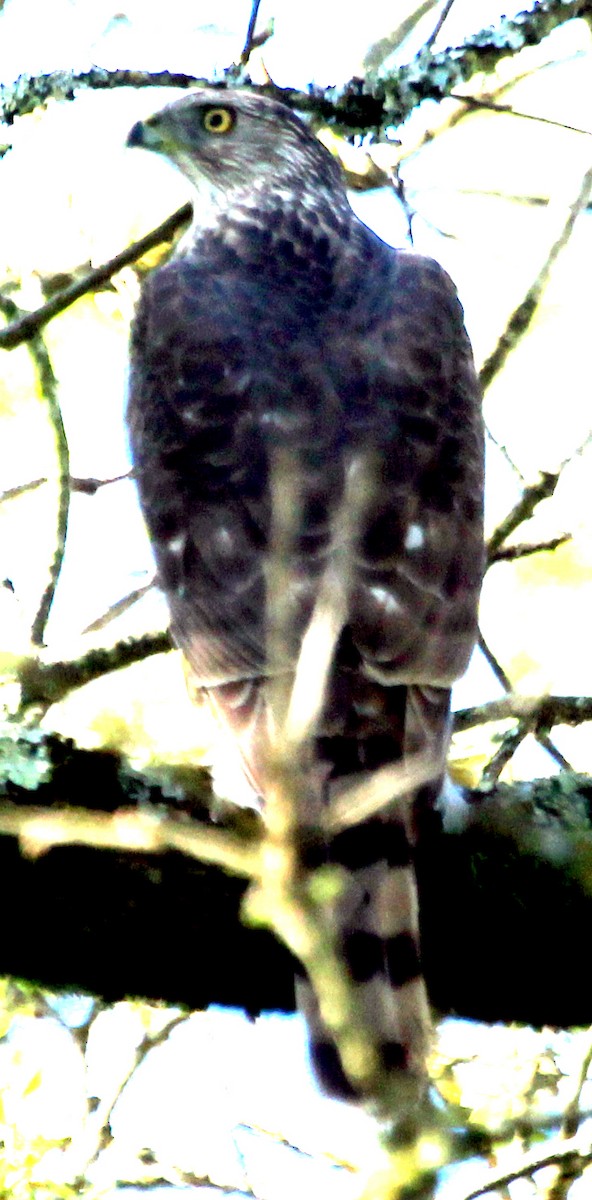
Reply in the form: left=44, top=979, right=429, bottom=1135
left=2, top=727, right=592, bottom=1028
left=17, top=631, right=173, bottom=712
left=375, top=0, right=592, bottom=124
left=0, top=69, right=206, bottom=125
left=1, top=2, right=588, bottom=131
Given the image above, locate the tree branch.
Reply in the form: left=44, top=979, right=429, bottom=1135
left=1, top=2, right=587, bottom=130
left=454, top=693, right=592, bottom=734
left=479, top=159, right=592, bottom=392
left=486, top=472, right=561, bottom=558
left=0, top=297, right=70, bottom=646
left=2, top=728, right=592, bottom=1029
left=0, top=204, right=192, bottom=350
left=17, top=632, right=173, bottom=712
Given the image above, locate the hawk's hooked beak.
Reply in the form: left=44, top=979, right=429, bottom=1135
left=126, top=118, right=169, bottom=153
left=126, top=119, right=147, bottom=149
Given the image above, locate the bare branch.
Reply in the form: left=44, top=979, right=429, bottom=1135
left=487, top=472, right=561, bottom=559
left=240, top=0, right=263, bottom=65
left=450, top=92, right=592, bottom=139
left=0, top=69, right=206, bottom=124
left=0, top=477, right=46, bottom=503
left=18, top=631, right=173, bottom=713
left=477, top=631, right=513, bottom=691
left=0, top=295, right=70, bottom=647
left=425, top=0, right=459, bottom=50
left=72, top=1011, right=191, bottom=1172
left=0, top=204, right=191, bottom=350
left=70, top=471, right=131, bottom=495
left=561, top=1026, right=592, bottom=1141
left=479, top=160, right=592, bottom=391
left=489, top=534, right=571, bottom=563
left=454, top=693, right=592, bottom=734
left=0, top=801, right=259, bottom=877
left=81, top=581, right=155, bottom=634
left=481, top=723, right=530, bottom=783
left=462, top=1136, right=592, bottom=1200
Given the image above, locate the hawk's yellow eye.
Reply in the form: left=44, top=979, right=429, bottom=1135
left=201, top=106, right=235, bottom=135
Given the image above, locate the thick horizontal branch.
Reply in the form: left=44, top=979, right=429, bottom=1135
left=2, top=728, right=592, bottom=1029
left=1, top=2, right=587, bottom=131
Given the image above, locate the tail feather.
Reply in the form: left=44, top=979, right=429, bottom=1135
left=199, top=669, right=450, bottom=1106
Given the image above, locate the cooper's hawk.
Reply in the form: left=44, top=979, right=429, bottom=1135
left=126, top=89, right=484, bottom=1107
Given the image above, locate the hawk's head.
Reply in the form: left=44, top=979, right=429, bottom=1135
left=127, top=88, right=345, bottom=209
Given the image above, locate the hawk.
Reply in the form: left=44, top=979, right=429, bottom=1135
left=126, top=89, right=484, bottom=1107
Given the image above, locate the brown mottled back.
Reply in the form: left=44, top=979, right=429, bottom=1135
left=126, top=88, right=484, bottom=1106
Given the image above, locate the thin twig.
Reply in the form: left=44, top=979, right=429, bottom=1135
left=240, top=0, right=263, bottom=64
left=82, top=581, right=155, bottom=634
left=479, top=160, right=592, bottom=391
left=489, top=534, right=571, bottom=563
left=0, top=204, right=191, bottom=350
left=73, top=1011, right=191, bottom=1171
left=478, top=632, right=512, bottom=691
left=487, top=472, right=561, bottom=559
left=236, top=1122, right=356, bottom=1171
left=474, top=635, right=575, bottom=774
left=450, top=93, right=592, bottom=139
left=0, top=295, right=70, bottom=647
left=388, top=164, right=416, bottom=244
left=561, top=1027, right=592, bottom=1141
left=326, top=750, right=442, bottom=832
left=0, top=477, right=47, bottom=503
left=70, top=471, right=130, bottom=495
left=27, top=336, right=70, bottom=646
left=535, top=732, right=573, bottom=771
left=462, top=1137, right=592, bottom=1200
left=481, top=723, right=529, bottom=784
left=425, top=0, right=458, bottom=50
left=485, top=427, right=526, bottom=484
